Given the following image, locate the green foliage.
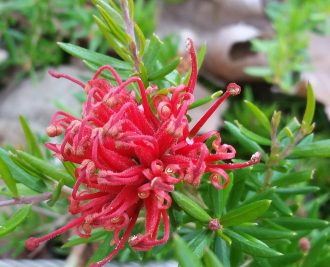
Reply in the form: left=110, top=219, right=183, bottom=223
left=0, top=0, right=107, bottom=84
left=0, top=205, right=31, bottom=237
left=245, top=0, right=330, bottom=92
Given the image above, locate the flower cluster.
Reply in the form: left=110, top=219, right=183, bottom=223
left=26, top=39, right=260, bottom=267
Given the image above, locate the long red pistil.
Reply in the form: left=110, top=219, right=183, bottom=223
left=48, top=70, right=85, bottom=88
left=92, top=65, right=122, bottom=85
left=26, top=217, right=85, bottom=250
left=186, top=38, right=197, bottom=94
left=189, top=83, right=241, bottom=137
left=90, top=205, right=141, bottom=267
left=208, top=152, right=262, bottom=170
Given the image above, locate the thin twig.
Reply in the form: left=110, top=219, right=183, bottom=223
left=0, top=192, right=52, bottom=207
left=120, top=0, right=140, bottom=72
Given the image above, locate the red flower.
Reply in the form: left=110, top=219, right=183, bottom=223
left=26, top=39, right=260, bottom=267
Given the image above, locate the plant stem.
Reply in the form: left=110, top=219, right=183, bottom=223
left=120, top=0, right=140, bottom=72
left=0, top=192, right=52, bottom=207
left=263, top=129, right=305, bottom=190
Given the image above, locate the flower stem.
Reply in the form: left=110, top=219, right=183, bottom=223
left=120, top=0, right=140, bottom=73
left=0, top=192, right=52, bottom=207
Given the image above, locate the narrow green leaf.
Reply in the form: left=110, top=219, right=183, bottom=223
left=173, top=234, right=203, bottom=267
left=289, top=140, right=330, bottom=158
left=302, top=235, right=328, bottom=267
left=94, top=16, right=133, bottom=63
left=278, top=117, right=301, bottom=140
left=271, top=194, right=292, bottom=216
left=47, top=179, right=64, bottom=207
left=203, top=247, right=224, bottom=267
left=19, top=115, right=43, bottom=159
left=188, top=230, right=212, bottom=258
left=13, top=150, right=74, bottom=187
left=134, top=23, right=146, bottom=56
left=128, top=0, right=134, bottom=21
left=148, top=57, right=181, bottom=81
left=244, top=100, right=271, bottom=133
left=143, top=34, right=162, bottom=71
left=210, top=173, right=234, bottom=217
left=230, top=242, right=243, bottom=267
left=235, top=226, right=297, bottom=240
left=197, top=43, right=207, bottom=69
left=62, top=161, right=76, bottom=179
left=224, top=229, right=282, bottom=257
left=57, top=42, right=130, bottom=70
left=272, top=217, right=329, bottom=230
left=172, top=191, right=212, bottom=223
left=221, top=200, right=271, bottom=227
left=224, top=121, right=265, bottom=159
left=269, top=252, right=303, bottom=265
left=217, top=230, right=232, bottom=245
left=275, top=186, right=319, bottom=195
left=215, top=237, right=230, bottom=267
left=94, top=0, right=125, bottom=28
left=96, top=5, right=131, bottom=44
left=0, top=205, right=31, bottom=237
left=227, top=169, right=247, bottom=209
left=189, top=90, right=223, bottom=110
left=138, top=61, right=148, bottom=86
left=0, top=149, right=47, bottom=193
left=242, top=188, right=275, bottom=205
left=302, top=82, right=316, bottom=127
left=272, top=170, right=314, bottom=186
left=0, top=157, right=18, bottom=197
left=235, top=120, right=271, bottom=146
left=62, top=228, right=108, bottom=248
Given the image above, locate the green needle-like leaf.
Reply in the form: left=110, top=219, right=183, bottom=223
left=272, top=217, right=329, bottom=230
left=210, top=173, right=233, bottom=217
left=19, top=115, right=43, bottom=159
left=0, top=157, right=18, bottom=197
left=244, top=100, right=272, bottom=133
left=289, top=140, right=330, bottom=158
left=172, top=191, right=212, bottom=223
left=234, top=226, right=297, bottom=240
left=148, top=57, right=181, bottom=81
left=302, top=82, right=316, bottom=127
left=221, top=200, right=271, bottom=227
left=235, top=120, right=271, bottom=146
left=173, top=234, right=203, bottom=267
left=13, top=150, right=74, bottom=187
left=203, top=247, right=224, bottom=267
left=0, top=205, right=31, bottom=237
left=58, top=42, right=131, bottom=70
left=189, top=90, right=223, bottom=110
left=275, top=186, right=319, bottom=195
left=271, top=194, right=293, bottom=216
left=62, top=228, right=108, bottom=248
left=224, top=121, right=265, bottom=159
left=272, top=170, right=314, bottom=186
left=224, top=229, right=282, bottom=258
left=0, top=149, right=47, bottom=193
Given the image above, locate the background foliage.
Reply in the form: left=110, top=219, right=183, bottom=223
left=0, top=0, right=329, bottom=266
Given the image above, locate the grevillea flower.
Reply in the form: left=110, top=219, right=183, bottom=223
left=26, top=39, right=260, bottom=267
